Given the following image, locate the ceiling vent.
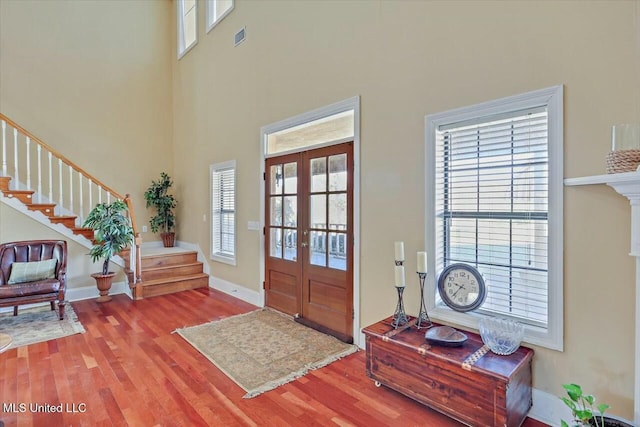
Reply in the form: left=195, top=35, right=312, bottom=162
left=234, top=27, right=246, bottom=46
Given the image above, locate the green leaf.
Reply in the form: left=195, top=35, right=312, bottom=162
left=563, top=383, right=582, bottom=402
left=144, top=172, right=177, bottom=234
left=597, top=403, right=610, bottom=413
left=574, top=408, right=593, bottom=420
left=584, top=394, right=595, bottom=405
left=560, top=397, right=577, bottom=411
left=83, top=200, right=134, bottom=270
left=560, top=421, right=569, bottom=427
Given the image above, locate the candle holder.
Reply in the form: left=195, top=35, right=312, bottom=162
left=415, top=272, right=432, bottom=329
left=392, top=286, right=409, bottom=328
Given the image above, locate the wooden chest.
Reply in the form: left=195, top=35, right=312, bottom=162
left=363, top=318, right=533, bottom=427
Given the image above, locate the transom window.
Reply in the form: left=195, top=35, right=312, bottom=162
left=426, top=86, right=564, bottom=350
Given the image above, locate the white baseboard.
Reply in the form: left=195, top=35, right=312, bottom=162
left=529, top=387, right=570, bottom=427
left=528, top=387, right=637, bottom=427
left=0, top=280, right=131, bottom=314
left=65, top=280, right=131, bottom=302
left=209, top=276, right=263, bottom=307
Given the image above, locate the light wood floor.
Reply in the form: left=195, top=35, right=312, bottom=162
left=0, top=288, right=548, bottom=426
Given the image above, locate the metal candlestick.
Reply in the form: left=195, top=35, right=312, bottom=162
left=392, top=286, right=409, bottom=328
left=415, top=272, right=432, bottom=329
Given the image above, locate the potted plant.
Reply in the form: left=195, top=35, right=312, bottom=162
left=560, top=383, right=633, bottom=427
left=144, top=172, right=177, bottom=247
left=83, top=200, right=134, bottom=303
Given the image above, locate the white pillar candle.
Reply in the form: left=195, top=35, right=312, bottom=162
left=417, top=251, right=427, bottom=273
left=394, top=241, right=405, bottom=262
left=394, top=265, right=406, bottom=287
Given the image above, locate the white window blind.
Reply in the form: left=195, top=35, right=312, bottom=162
left=436, top=108, right=549, bottom=327
left=211, top=161, right=236, bottom=264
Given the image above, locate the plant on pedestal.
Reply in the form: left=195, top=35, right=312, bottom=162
left=144, top=172, right=177, bottom=247
left=83, top=200, right=134, bottom=303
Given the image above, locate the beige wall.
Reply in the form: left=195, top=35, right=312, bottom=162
left=172, top=0, right=640, bottom=419
left=0, top=0, right=173, bottom=280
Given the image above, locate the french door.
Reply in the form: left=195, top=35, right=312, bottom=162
left=265, top=142, right=354, bottom=343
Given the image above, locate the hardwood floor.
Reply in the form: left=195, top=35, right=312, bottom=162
left=0, top=288, right=548, bottom=426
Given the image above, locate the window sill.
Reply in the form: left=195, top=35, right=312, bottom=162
left=177, top=40, right=197, bottom=60
left=428, top=304, right=562, bottom=351
left=211, top=254, right=236, bottom=266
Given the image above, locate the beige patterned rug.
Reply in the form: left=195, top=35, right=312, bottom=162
left=0, top=304, right=85, bottom=349
left=174, top=309, right=358, bottom=398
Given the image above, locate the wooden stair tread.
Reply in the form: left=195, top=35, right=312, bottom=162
left=73, top=228, right=94, bottom=239
left=140, top=250, right=199, bottom=268
left=2, top=177, right=81, bottom=235
left=143, top=262, right=202, bottom=272
left=50, top=215, right=77, bottom=220
left=3, top=190, right=34, bottom=204
left=0, top=177, right=10, bottom=192
left=3, top=190, right=34, bottom=195
left=27, top=204, right=57, bottom=215
left=141, top=250, right=198, bottom=260
left=140, top=273, right=209, bottom=287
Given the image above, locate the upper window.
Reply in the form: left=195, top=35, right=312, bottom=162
left=426, top=86, right=563, bottom=350
left=211, top=160, right=236, bottom=265
left=177, top=0, right=197, bottom=59
left=206, top=0, right=234, bottom=33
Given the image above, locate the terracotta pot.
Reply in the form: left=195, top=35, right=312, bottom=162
left=91, top=272, right=116, bottom=303
left=161, top=232, right=175, bottom=248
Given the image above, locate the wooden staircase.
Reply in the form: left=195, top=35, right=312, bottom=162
left=3, top=175, right=210, bottom=300
left=128, top=248, right=209, bottom=299
left=0, top=176, right=95, bottom=239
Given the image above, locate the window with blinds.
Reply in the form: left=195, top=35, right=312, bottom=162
left=211, top=160, right=236, bottom=264
left=426, top=86, right=564, bottom=350
left=436, top=108, right=549, bottom=327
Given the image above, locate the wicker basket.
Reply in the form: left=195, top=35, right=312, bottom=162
left=606, top=149, right=640, bottom=173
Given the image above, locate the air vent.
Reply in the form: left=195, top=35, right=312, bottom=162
left=234, top=27, right=246, bottom=46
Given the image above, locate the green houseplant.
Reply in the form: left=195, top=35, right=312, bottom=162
left=83, top=200, right=134, bottom=303
left=144, top=172, right=177, bottom=247
left=559, top=383, right=631, bottom=427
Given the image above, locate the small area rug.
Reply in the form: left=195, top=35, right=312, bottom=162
left=174, top=309, right=358, bottom=398
left=0, top=304, right=85, bottom=349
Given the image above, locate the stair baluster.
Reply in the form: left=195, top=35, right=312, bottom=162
left=36, top=144, right=42, bottom=204
left=1, top=120, right=6, bottom=176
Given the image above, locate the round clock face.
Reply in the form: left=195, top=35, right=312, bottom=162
left=437, top=263, right=487, bottom=312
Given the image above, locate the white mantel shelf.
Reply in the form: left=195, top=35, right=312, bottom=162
left=565, top=169, right=640, bottom=188
left=565, top=170, right=640, bottom=425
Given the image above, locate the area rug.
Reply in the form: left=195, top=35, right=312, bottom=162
left=0, top=304, right=85, bottom=349
left=174, top=309, right=358, bottom=398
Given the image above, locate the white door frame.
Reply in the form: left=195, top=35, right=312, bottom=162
left=259, top=96, right=361, bottom=346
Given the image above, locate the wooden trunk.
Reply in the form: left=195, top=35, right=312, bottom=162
left=363, top=318, right=533, bottom=427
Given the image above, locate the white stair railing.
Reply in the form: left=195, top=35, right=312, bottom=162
left=0, top=113, right=142, bottom=288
